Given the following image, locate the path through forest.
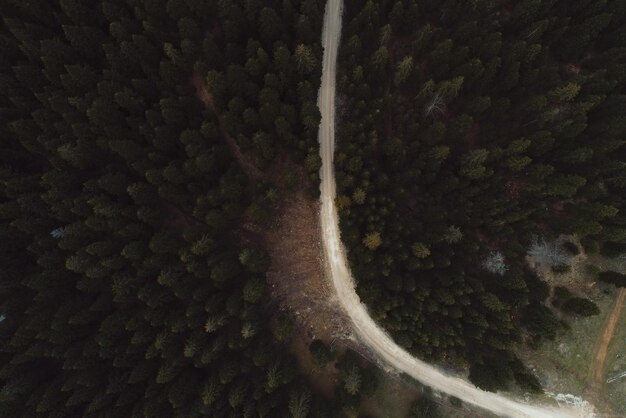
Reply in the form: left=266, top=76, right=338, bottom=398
left=316, top=0, right=592, bottom=417
left=587, top=288, right=626, bottom=402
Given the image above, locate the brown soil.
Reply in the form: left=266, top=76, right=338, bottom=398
left=586, top=288, right=626, bottom=402
left=262, top=184, right=348, bottom=397
left=288, top=334, right=341, bottom=398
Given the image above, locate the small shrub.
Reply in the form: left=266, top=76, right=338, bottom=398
left=598, top=271, right=626, bottom=287
left=523, top=302, right=561, bottom=341
left=553, top=286, right=573, bottom=300
left=529, top=336, right=542, bottom=350
left=562, top=297, right=600, bottom=316
left=562, top=241, right=580, bottom=256
left=580, top=237, right=600, bottom=254
left=551, top=286, right=573, bottom=307
left=552, top=264, right=571, bottom=274
left=449, top=396, right=462, bottom=408
left=273, top=313, right=294, bottom=341
left=283, top=169, right=299, bottom=190
left=525, top=269, right=550, bottom=302
left=309, top=340, right=335, bottom=367
left=512, top=364, right=543, bottom=393
left=600, top=242, right=626, bottom=258
left=409, top=396, right=440, bottom=418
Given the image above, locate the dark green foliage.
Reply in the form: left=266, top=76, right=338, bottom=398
left=337, top=0, right=626, bottom=393
left=289, top=384, right=312, bottom=418
left=552, top=264, right=572, bottom=274
left=524, top=302, right=562, bottom=345
left=309, top=339, right=336, bottom=367
left=360, top=365, right=381, bottom=397
left=469, top=359, right=512, bottom=392
left=239, top=247, right=270, bottom=273
left=409, top=396, right=440, bottom=418
left=600, top=242, right=626, bottom=258
left=511, top=358, right=542, bottom=394
left=562, top=298, right=600, bottom=316
left=0, top=0, right=345, bottom=416
left=551, top=286, right=573, bottom=308
left=449, top=396, right=462, bottom=408
left=525, top=270, right=550, bottom=302
left=581, top=237, right=601, bottom=254
left=469, top=350, right=542, bottom=393
left=598, top=271, right=626, bottom=287
left=273, top=313, right=294, bottom=342
left=338, top=350, right=362, bottom=396
left=334, top=349, right=380, bottom=403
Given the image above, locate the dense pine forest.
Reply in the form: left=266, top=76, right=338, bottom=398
left=0, top=0, right=381, bottom=416
left=2, top=0, right=626, bottom=416
left=335, top=0, right=626, bottom=392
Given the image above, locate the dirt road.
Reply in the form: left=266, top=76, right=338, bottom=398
left=316, top=1, right=591, bottom=417
left=588, top=288, right=626, bottom=390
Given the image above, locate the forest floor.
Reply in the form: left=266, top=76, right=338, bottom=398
left=589, top=255, right=626, bottom=416
left=585, top=287, right=626, bottom=415
left=263, top=187, right=346, bottom=344
left=262, top=182, right=350, bottom=397
left=521, top=247, right=626, bottom=417
left=603, top=288, right=626, bottom=416
left=359, top=372, right=503, bottom=418
left=359, top=374, right=420, bottom=418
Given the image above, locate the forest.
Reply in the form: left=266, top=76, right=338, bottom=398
left=0, top=0, right=394, bottom=416
left=1, top=0, right=626, bottom=416
left=334, top=0, right=626, bottom=392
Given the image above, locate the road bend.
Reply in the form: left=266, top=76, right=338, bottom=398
left=316, top=1, right=591, bottom=417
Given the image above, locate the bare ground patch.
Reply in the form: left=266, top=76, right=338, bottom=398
left=604, top=289, right=626, bottom=416
left=257, top=181, right=351, bottom=397
left=583, top=288, right=626, bottom=415
left=264, top=188, right=346, bottom=343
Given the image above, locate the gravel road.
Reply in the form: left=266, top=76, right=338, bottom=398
left=316, top=1, right=591, bottom=417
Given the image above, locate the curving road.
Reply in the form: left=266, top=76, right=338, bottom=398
left=316, top=1, right=590, bottom=417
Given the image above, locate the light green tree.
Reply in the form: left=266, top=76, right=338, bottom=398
left=294, top=44, right=316, bottom=74
left=412, top=242, right=431, bottom=258
left=443, top=226, right=463, bottom=244
left=394, top=56, right=414, bottom=86
left=363, top=232, right=382, bottom=250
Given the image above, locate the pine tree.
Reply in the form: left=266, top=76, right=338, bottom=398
left=562, top=298, right=600, bottom=316
left=288, top=386, right=312, bottom=418
left=294, top=44, right=316, bottom=74
left=363, top=232, right=382, bottom=250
